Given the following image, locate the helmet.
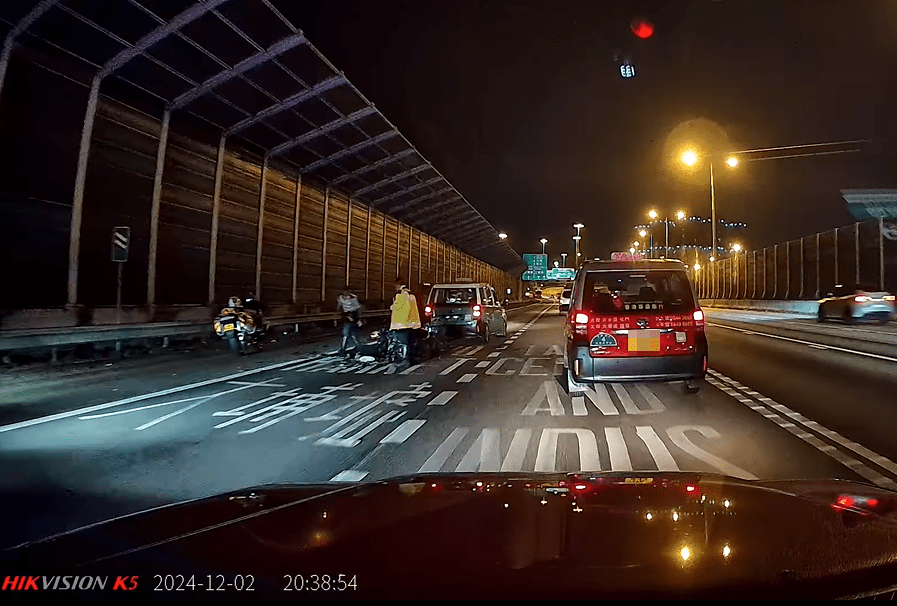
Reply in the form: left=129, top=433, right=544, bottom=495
left=228, top=296, right=242, bottom=308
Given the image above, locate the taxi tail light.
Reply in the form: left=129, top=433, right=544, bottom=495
left=573, top=311, right=589, bottom=335
left=472, top=304, right=481, bottom=318
left=693, top=309, right=705, bottom=329
left=424, top=305, right=432, bottom=316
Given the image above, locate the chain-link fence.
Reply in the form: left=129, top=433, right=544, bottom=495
left=698, top=218, right=897, bottom=299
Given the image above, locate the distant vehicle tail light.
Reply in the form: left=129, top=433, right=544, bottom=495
left=855, top=295, right=871, bottom=302
left=883, top=295, right=895, bottom=301
left=472, top=304, right=481, bottom=318
left=424, top=305, right=432, bottom=315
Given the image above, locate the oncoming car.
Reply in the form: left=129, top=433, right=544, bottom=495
left=817, top=284, right=896, bottom=324
left=424, top=282, right=508, bottom=343
left=563, top=259, right=707, bottom=395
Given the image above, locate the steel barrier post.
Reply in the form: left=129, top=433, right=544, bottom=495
left=255, top=157, right=268, bottom=300
left=209, top=136, right=225, bottom=305
left=292, top=174, right=302, bottom=303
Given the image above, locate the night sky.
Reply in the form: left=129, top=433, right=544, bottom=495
left=281, top=0, right=896, bottom=261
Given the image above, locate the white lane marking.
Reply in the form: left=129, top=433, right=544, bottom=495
left=0, top=356, right=312, bottom=433
left=239, top=403, right=329, bottom=435
left=331, top=470, right=369, bottom=482
left=520, top=357, right=551, bottom=376
left=635, top=426, right=679, bottom=471
left=708, top=370, right=897, bottom=487
left=525, top=345, right=539, bottom=356
left=428, top=391, right=457, bottom=406
left=292, top=358, right=333, bottom=372
left=605, top=427, right=632, bottom=471
left=708, top=322, right=897, bottom=362
left=440, top=358, right=469, bottom=375
left=457, top=373, right=477, bottom=383
left=542, top=345, right=565, bottom=356
left=360, top=363, right=390, bottom=374
left=419, top=427, right=468, bottom=472
left=486, top=358, right=519, bottom=375
left=212, top=392, right=292, bottom=424
left=466, top=346, right=484, bottom=356
left=303, top=402, right=355, bottom=422
left=457, top=428, right=500, bottom=472
left=521, top=382, right=565, bottom=416
left=380, top=419, right=426, bottom=444
left=400, top=363, right=423, bottom=374
left=501, top=428, right=531, bottom=471
left=809, top=344, right=827, bottom=350
left=585, top=385, right=619, bottom=415
left=317, top=410, right=404, bottom=447
left=135, top=400, right=206, bottom=431
left=487, top=352, right=501, bottom=358
left=227, top=381, right=287, bottom=387
left=535, top=428, right=601, bottom=472
left=611, top=383, right=638, bottom=414
left=545, top=380, right=563, bottom=414
left=571, top=395, right=587, bottom=416
left=384, top=364, right=398, bottom=374
left=633, top=384, right=667, bottom=413
left=475, top=361, right=491, bottom=368
left=81, top=395, right=207, bottom=419
left=667, top=425, right=758, bottom=480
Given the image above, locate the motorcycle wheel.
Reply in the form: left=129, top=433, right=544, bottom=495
left=227, top=334, right=242, bottom=354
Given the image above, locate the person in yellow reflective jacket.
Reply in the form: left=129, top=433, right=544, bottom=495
left=390, top=279, right=421, bottom=365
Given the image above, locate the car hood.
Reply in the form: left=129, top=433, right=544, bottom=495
left=5, top=472, right=897, bottom=599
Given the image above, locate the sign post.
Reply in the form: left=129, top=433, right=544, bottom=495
left=112, top=227, right=130, bottom=324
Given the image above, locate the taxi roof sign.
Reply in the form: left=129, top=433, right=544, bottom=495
left=611, top=252, right=644, bottom=261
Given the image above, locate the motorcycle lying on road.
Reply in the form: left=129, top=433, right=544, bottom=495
left=363, top=324, right=443, bottom=364
left=214, top=297, right=267, bottom=356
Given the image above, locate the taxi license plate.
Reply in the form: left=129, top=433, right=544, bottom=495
left=628, top=329, right=660, bottom=352
left=222, top=324, right=234, bottom=332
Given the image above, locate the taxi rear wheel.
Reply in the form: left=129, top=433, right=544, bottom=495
left=481, top=321, right=490, bottom=343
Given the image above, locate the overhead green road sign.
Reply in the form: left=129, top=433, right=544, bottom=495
left=546, top=267, right=575, bottom=281
left=522, top=254, right=548, bottom=281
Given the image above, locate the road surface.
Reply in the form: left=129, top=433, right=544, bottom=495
left=1, top=303, right=896, bottom=549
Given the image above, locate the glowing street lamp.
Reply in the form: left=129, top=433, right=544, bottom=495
left=680, top=148, right=739, bottom=258
left=639, top=229, right=647, bottom=238
left=540, top=238, right=548, bottom=254
left=498, top=232, right=508, bottom=240
left=629, top=247, right=636, bottom=254
left=731, top=243, right=742, bottom=252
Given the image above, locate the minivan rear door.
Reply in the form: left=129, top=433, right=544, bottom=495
left=430, top=286, right=478, bottom=325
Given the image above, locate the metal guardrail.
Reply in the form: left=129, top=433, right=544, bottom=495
left=0, top=310, right=391, bottom=353
left=0, top=303, right=538, bottom=353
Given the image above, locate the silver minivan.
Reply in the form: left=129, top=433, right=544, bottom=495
left=424, top=282, right=508, bottom=343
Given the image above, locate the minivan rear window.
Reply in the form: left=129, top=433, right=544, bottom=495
left=580, top=270, right=695, bottom=314
left=431, top=288, right=476, bottom=305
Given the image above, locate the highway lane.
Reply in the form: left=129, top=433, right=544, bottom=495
left=2, top=303, right=897, bottom=550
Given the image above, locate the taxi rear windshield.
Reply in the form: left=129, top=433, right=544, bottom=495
left=431, top=288, right=477, bottom=305
left=580, top=270, right=695, bottom=314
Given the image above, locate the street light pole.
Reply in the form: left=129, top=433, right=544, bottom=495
left=710, top=161, right=716, bottom=260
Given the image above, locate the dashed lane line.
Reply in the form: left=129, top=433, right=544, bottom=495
left=707, top=369, right=897, bottom=489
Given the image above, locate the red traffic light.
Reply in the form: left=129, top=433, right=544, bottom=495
left=630, top=18, right=654, bottom=39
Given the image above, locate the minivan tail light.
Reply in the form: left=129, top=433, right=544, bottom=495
left=573, top=312, right=589, bottom=336
left=574, top=313, right=589, bottom=324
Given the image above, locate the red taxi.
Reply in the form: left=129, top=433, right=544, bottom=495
left=563, top=259, right=707, bottom=394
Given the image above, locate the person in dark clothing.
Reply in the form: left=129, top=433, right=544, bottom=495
left=337, top=285, right=362, bottom=358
